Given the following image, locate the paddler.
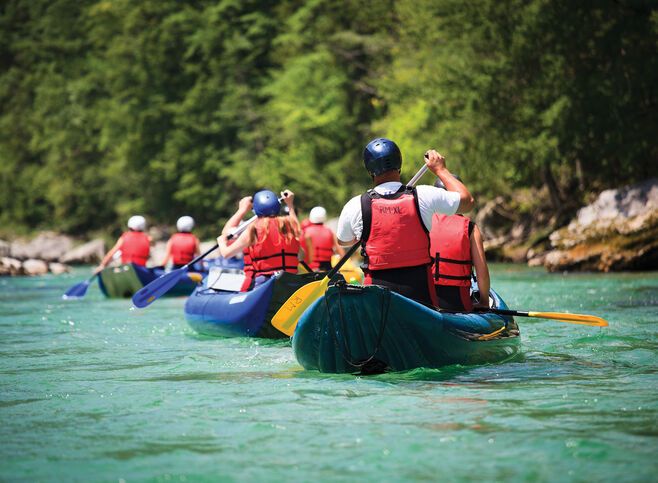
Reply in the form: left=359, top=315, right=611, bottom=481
left=302, top=206, right=345, bottom=271
left=431, top=177, right=490, bottom=311
left=95, top=215, right=151, bottom=273
left=161, top=216, right=200, bottom=269
left=336, top=138, right=474, bottom=306
left=217, top=190, right=301, bottom=291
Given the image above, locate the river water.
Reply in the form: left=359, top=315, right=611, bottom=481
left=1, top=265, right=656, bottom=482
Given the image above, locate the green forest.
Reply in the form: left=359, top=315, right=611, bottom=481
left=1, top=0, right=656, bottom=237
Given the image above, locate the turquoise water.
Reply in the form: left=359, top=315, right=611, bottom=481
left=1, top=265, right=656, bottom=482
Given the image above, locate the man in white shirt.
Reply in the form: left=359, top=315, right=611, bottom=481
left=336, top=138, right=474, bottom=305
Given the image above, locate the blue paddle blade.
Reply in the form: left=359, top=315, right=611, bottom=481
left=62, top=278, right=93, bottom=300
left=131, top=267, right=188, bottom=308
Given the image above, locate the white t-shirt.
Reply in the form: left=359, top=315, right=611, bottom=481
left=336, top=182, right=461, bottom=243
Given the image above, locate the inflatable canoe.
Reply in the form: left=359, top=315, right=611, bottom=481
left=97, top=257, right=243, bottom=298
left=292, top=282, right=520, bottom=374
left=184, top=271, right=326, bottom=338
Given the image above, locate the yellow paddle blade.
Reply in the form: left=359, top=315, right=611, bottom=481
left=271, top=277, right=330, bottom=336
left=527, top=311, right=609, bottom=327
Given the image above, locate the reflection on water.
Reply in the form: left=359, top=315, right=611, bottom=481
left=0, top=266, right=657, bottom=481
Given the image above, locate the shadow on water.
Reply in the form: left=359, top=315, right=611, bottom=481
left=284, top=353, right=528, bottom=385
left=281, top=345, right=639, bottom=388
left=104, top=440, right=225, bottom=460
left=184, top=332, right=291, bottom=348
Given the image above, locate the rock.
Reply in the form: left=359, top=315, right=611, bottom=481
left=148, top=225, right=169, bottom=242
left=10, top=232, right=74, bottom=261
left=199, top=240, right=217, bottom=255
left=49, top=262, right=71, bottom=275
left=544, top=179, right=658, bottom=272
left=60, top=239, right=105, bottom=264
left=0, top=240, right=9, bottom=257
left=22, top=259, right=48, bottom=276
left=0, top=257, right=23, bottom=276
left=527, top=253, right=546, bottom=267
left=148, top=241, right=167, bottom=266
left=475, top=196, right=518, bottom=240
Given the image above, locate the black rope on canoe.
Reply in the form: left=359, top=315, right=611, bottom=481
left=324, top=281, right=391, bottom=372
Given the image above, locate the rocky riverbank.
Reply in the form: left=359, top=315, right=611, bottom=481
left=542, top=179, right=658, bottom=272
left=479, top=178, right=658, bottom=272
left=0, top=230, right=218, bottom=276
left=0, top=233, right=105, bottom=276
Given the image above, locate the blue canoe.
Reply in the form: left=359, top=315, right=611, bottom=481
left=292, top=282, right=521, bottom=374
left=184, top=271, right=326, bottom=338
left=97, top=257, right=243, bottom=299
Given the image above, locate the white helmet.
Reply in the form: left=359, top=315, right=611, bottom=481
left=309, top=206, right=327, bottom=224
left=176, top=215, right=195, bottom=232
left=127, top=215, right=146, bottom=231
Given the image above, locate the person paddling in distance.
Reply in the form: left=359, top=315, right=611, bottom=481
left=94, top=215, right=151, bottom=274
left=336, top=138, right=475, bottom=306
left=161, top=216, right=200, bottom=269
left=302, top=206, right=345, bottom=271
left=431, top=177, right=490, bottom=311
left=217, top=190, right=301, bottom=292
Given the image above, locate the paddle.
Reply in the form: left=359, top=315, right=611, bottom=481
left=131, top=213, right=260, bottom=309
left=475, top=307, right=609, bottom=327
left=271, top=164, right=430, bottom=336
left=62, top=274, right=98, bottom=300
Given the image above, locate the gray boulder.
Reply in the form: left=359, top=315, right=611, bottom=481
left=49, top=262, right=71, bottom=275
left=0, top=257, right=23, bottom=276
left=0, top=240, right=9, bottom=257
left=23, top=259, right=49, bottom=276
left=60, top=239, right=106, bottom=265
left=544, top=179, right=658, bottom=272
left=11, top=232, right=74, bottom=261
left=148, top=241, right=167, bottom=266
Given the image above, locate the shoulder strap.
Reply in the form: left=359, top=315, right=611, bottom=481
left=360, top=190, right=374, bottom=245
left=410, top=187, right=429, bottom=234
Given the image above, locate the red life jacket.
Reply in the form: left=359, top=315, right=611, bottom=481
left=303, top=223, right=334, bottom=269
left=247, top=218, right=300, bottom=279
left=169, top=232, right=198, bottom=265
left=360, top=186, right=431, bottom=270
left=120, top=231, right=150, bottom=266
left=430, top=214, right=472, bottom=287
left=240, top=248, right=254, bottom=292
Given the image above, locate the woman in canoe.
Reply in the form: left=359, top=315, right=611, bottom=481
left=95, top=215, right=151, bottom=273
left=217, top=190, right=301, bottom=291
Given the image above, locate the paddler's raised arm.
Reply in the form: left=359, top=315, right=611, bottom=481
left=221, top=196, right=253, bottom=236
left=424, top=149, right=475, bottom=213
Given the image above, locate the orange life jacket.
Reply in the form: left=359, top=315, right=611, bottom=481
left=169, top=232, right=198, bottom=265
left=430, top=214, right=472, bottom=287
left=247, top=218, right=300, bottom=279
left=303, top=223, right=335, bottom=269
left=121, top=231, right=150, bottom=266
left=360, top=186, right=431, bottom=271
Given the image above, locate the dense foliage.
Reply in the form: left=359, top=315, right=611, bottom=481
left=1, top=0, right=656, bottom=236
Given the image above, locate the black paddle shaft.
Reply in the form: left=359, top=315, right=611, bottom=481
left=182, top=215, right=257, bottom=270
left=474, top=307, right=528, bottom=317
left=326, top=241, right=362, bottom=280
left=186, top=195, right=290, bottom=270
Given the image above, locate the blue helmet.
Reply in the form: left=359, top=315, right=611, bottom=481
left=363, top=138, right=402, bottom=177
left=253, top=190, right=281, bottom=217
